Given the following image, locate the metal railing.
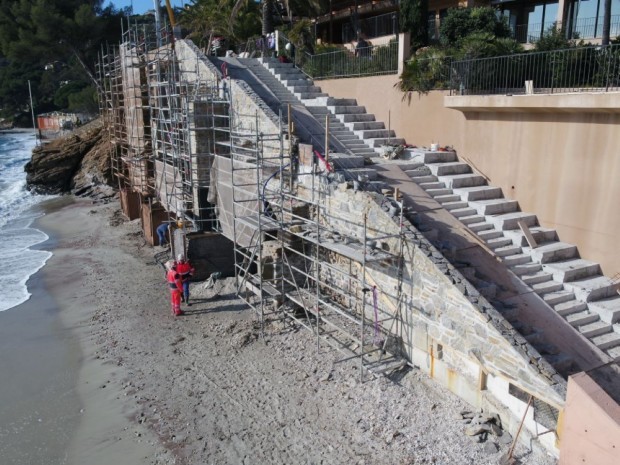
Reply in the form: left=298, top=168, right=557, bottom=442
left=512, top=15, right=620, bottom=43
left=449, top=43, right=620, bottom=95
left=296, top=41, right=399, bottom=80
left=342, top=11, right=399, bottom=43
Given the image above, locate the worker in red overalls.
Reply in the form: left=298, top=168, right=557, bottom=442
left=166, top=260, right=184, bottom=316
left=176, top=254, right=195, bottom=306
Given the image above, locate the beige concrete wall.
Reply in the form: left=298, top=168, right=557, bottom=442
left=559, top=371, right=620, bottom=465
left=319, top=76, right=620, bottom=275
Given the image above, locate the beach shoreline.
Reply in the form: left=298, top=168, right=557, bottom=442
left=0, top=197, right=552, bottom=465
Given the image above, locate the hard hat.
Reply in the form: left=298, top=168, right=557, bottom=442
left=177, top=254, right=184, bottom=262
left=285, top=42, right=291, bottom=51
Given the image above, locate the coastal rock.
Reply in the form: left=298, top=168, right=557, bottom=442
left=25, top=119, right=111, bottom=197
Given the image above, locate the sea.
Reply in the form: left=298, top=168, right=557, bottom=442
left=0, top=130, right=53, bottom=312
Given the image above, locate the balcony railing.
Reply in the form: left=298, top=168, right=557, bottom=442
left=280, top=39, right=399, bottom=80
left=342, top=11, right=399, bottom=43
left=512, top=15, right=620, bottom=43
left=449, top=43, right=620, bottom=96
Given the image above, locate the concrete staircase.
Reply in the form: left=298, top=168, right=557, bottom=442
left=257, top=58, right=404, bottom=157
left=236, top=55, right=620, bottom=366
left=403, top=149, right=620, bottom=362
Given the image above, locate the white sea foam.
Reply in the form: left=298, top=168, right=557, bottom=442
left=0, top=131, right=54, bottom=311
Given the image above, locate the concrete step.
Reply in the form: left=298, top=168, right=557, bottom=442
left=543, top=290, right=577, bottom=306
left=587, top=295, right=620, bottom=324
left=528, top=241, right=578, bottom=264
left=591, top=330, right=620, bottom=350
left=282, top=78, right=312, bottom=86
left=402, top=149, right=458, bottom=164
left=468, top=221, right=495, bottom=233
left=290, top=85, right=322, bottom=93
left=477, top=229, right=504, bottom=241
left=565, top=310, right=600, bottom=327
left=345, top=121, right=385, bottom=131
left=345, top=168, right=378, bottom=181
left=522, top=271, right=554, bottom=286
left=555, top=299, right=588, bottom=316
left=488, top=212, right=537, bottom=231
left=327, top=105, right=367, bottom=114
left=353, top=129, right=396, bottom=139
left=563, top=276, right=620, bottom=302
left=367, top=137, right=406, bottom=148
left=335, top=113, right=377, bottom=123
left=453, top=186, right=503, bottom=201
left=532, top=280, right=564, bottom=295
left=427, top=162, right=472, bottom=176
left=607, top=345, right=620, bottom=362
left=542, top=259, right=601, bottom=283
left=298, top=92, right=329, bottom=99
left=575, top=320, right=611, bottom=338
left=426, top=188, right=454, bottom=197
left=441, top=201, right=469, bottom=211
left=511, top=262, right=543, bottom=276
left=504, top=226, right=558, bottom=247
left=451, top=207, right=478, bottom=219
left=409, top=175, right=437, bottom=184
left=503, top=253, right=532, bottom=266
left=419, top=181, right=446, bottom=190
left=470, top=199, right=519, bottom=216
left=486, top=236, right=513, bottom=250
left=459, top=215, right=486, bottom=226
left=433, top=194, right=461, bottom=203
left=439, top=174, right=487, bottom=189
left=494, top=244, right=523, bottom=258
left=326, top=97, right=358, bottom=106
left=264, top=61, right=295, bottom=68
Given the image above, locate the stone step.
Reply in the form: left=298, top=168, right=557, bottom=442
left=290, top=85, right=322, bottom=93
left=563, top=276, right=620, bottom=302
left=565, top=310, right=600, bottom=327
left=527, top=241, right=579, bottom=264
left=591, top=331, right=620, bottom=350
left=488, top=212, right=537, bottom=231
left=504, top=226, right=558, bottom=247
left=345, top=168, right=378, bottom=181
left=427, top=162, right=472, bottom=176
left=453, top=186, right=503, bottom=201
left=587, top=295, right=620, bottom=324
left=575, top=320, right=611, bottom=338
left=477, top=229, right=504, bottom=241
left=468, top=221, right=495, bottom=233
left=543, top=290, right=577, bottom=306
left=326, top=97, right=358, bottom=106
left=433, top=194, right=461, bottom=203
left=264, top=61, right=294, bottom=68
left=298, top=92, right=329, bottom=100
left=402, top=149, right=458, bottom=164
left=555, top=299, right=588, bottom=316
left=439, top=174, right=487, bottom=189
left=503, top=253, right=532, bottom=266
left=450, top=207, right=478, bottom=219
left=532, top=280, right=564, bottom=295
left=282, top=79, right=312, bottom=87
left=522, top=271, right=554, bottom=286
left=469, top=199, right=519, bottom=216
left=459, top=215, right=486, bottom=226
left=511, top=262, right=543, bottom=276
left=542, top=259, right=601, bottom=283
left=494, top=244, right=523, bottom=258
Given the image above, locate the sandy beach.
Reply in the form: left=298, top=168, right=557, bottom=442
left=0, top=197, right=554, bottom=465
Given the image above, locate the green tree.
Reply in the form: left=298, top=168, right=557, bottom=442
left=400, top=0, right=428, bottom=49
left=439, top=7, right=511, bottom=47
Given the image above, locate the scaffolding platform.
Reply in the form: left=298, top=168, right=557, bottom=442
left=235, top=215, right=280, bottom=232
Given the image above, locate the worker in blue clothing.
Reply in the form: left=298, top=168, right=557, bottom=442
left=157, top=221, right=172, bottom=247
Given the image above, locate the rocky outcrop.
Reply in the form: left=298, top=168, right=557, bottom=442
left=25, top=119, right=115, bottom=199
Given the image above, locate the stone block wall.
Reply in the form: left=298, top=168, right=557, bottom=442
left=295, top=180, right=567, bottom=455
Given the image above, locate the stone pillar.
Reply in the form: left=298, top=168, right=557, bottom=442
left=398, top=32, right=411, bottom=75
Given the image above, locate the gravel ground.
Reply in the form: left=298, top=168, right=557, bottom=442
left=47, top=199, right=558, bottom=465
